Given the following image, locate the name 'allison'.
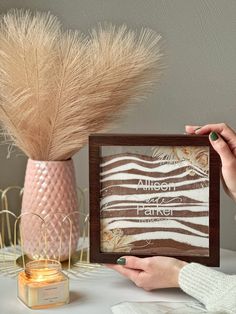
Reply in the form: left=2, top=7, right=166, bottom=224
left=136, top=179, right=176, bottom=191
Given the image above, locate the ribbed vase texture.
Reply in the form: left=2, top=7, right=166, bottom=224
left=21, top=159, right=79, bottom=261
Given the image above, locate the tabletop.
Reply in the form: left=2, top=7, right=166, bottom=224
left=0, top=249, right=236, bottom=314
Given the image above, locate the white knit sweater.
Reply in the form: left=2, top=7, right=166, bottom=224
left=179, top=263, right=236, bottom=313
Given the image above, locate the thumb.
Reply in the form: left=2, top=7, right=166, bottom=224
left=117, top=256, right=147, bottom=270
left=209, top=132, right=235, bottom=167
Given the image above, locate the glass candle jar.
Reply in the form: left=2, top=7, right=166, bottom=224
left=17, top=259, right=69, bottom=309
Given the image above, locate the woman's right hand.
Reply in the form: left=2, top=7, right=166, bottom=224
left=186, top=123, right=236, bottom=202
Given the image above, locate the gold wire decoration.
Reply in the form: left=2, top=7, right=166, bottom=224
left=0, top=186, right=104, bottom=279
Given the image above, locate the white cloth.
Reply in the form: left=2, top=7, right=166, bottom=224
left=111, top=301, right=208, bottom=313
left=179, top=263, right=236, bottom=314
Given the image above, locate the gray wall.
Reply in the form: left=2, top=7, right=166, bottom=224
left=0, top=0, right=236, bottom=250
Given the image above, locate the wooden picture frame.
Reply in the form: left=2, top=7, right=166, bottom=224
left=89, top=134, right=220, bottom=266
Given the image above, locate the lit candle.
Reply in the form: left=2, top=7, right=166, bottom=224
left=18, top=259, right=69, bottom=309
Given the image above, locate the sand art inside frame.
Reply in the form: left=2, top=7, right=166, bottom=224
left=100, top=145, right=210, bottom=256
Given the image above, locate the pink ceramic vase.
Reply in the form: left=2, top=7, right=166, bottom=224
left=21, top=159, right=79, bottom=261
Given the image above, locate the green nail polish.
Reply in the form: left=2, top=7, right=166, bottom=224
left=116, top=257, right=126, bottom=265
left=195, top=127, right=201, bottom=131
left=210, top=132, right=218, bottom=141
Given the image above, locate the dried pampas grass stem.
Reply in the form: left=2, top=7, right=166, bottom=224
left=0, top=10, right=162, bottom=161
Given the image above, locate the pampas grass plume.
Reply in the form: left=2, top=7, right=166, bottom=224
left=0, top=10, right=162, bottom=160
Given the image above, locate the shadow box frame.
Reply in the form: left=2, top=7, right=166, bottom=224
left=89, top=134, right=220, bottom=266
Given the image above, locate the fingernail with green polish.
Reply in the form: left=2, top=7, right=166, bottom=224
left=210, top=132, right=218, bottom=141
left=116, top=257, right=126, bottom=265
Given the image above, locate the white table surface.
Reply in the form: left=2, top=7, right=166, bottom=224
left=0, top=249, right=235, bottom=314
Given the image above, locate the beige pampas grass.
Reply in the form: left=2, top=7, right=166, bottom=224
left=0, top=10, right=162, bottom=161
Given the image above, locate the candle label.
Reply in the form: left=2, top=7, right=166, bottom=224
left=36, top=281, right=68, bottom=305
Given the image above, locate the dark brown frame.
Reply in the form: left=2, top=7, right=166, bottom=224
left=89, top=134, right=220, bottom=266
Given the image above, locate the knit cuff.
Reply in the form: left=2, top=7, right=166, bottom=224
left=179, top=263, right=225, bottom=305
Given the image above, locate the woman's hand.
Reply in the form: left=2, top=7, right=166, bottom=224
left=186, top=123, right=236, bottom=202
left=107, top=256, right=187, bottom=291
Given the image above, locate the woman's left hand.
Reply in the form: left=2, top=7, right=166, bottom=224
left=186, top=123, right=236, bottom=202
left=107, top=256, right=187, bottom=291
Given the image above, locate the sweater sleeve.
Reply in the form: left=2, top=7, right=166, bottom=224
left=179, top=263, right=236, bottom=313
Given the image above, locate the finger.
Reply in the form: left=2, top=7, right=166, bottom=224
left=185, top=125, right=201, bottom=134
left=107, top=264, right=141, bottom=282
left=121, top=256, right=148, bottom=271
left=195, top=123, right=236, bottom=143
left=209, top=132, right=236, bottom=167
